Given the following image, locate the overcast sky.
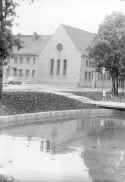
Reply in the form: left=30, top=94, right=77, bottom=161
left=12, top=0, right=125, bottom=35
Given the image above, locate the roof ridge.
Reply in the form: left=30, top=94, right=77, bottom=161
left=15, top=34, right=52, bottom=37
left=61, top=24, right=95, bottom=54
left=61, top=24, right=95, bottom=35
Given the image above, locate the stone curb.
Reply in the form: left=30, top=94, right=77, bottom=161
left=0, top=109, right=86, bottom=129
left=0, top=109, right=114, bottom=129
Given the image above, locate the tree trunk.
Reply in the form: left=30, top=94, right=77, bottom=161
left=111, top=72, right=119, bottom=96
left=0, top=63, right=3, bottom=99
left=0, top=0, right=4, bottom=99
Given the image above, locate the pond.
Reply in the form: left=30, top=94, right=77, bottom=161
left=0, top=109, right=125, bottom=182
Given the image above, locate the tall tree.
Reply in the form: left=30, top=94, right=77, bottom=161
left=0, top=0, right=19, bottom=99
left=0, top=0, right=34, bottom=99
left=89, top=12, right=125, bottom=95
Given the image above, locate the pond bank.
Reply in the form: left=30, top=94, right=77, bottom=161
left=0, top=109, right=115, bottom=129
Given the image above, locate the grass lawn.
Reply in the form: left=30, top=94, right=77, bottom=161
left=0, top=92, right=97, bottom=115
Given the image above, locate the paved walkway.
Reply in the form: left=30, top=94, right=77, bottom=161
left=3, top=83, right=103, bottom=92
left=3, top=83, right=95, bottom=104
left=3, top=83, right=125, bottom=109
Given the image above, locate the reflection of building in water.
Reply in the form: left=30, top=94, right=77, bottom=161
left=40, top=140, right=55, bottom=154
left=81, top=128, right=125, bottom=182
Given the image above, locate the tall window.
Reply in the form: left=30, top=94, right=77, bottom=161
left=86, top=59, right=89, bottom=67
left=63, top=59, right=67, bottom=75
left=50, top=59, right=54, bottom=75
left=14, top=56, right=18, bottom=64
left=88, top=72, right=91, bottom=80
left=6, top=68, right=10, bottom=77
left=32, top=70, right=35, bottom=77
left=33, top=57, right=36, bottom=64
left=56, top=59, right=60, bottom=75
left=27, top=56, right=30, bottom=64
left=85, top=71, right=88, bottom=80
left=25, top=69, right=29, bottom=77
left=13, top=68, right=17, bottom=76
left=19, top=69, right=23, bottom=77
left=20, top=57, right=23, bottom=64
left=7, top=57, right=10, bottom=64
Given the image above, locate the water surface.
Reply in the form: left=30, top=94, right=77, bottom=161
left=0, top=109, right=125, bottom=182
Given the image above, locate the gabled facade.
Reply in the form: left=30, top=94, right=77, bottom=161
left=4, top=24, right=113, bottom=88
left=38, top=24, right=97, bottom=86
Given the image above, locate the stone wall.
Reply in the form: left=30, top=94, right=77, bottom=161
left=0, top=109, right=114, bottom=129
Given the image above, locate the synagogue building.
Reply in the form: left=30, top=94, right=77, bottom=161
left=4, top=24, right=112, bottom=88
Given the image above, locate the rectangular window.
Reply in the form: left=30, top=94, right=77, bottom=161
left=32, top=70, right=35, bottom=77
left=86, top=59, right=89, bottom=67
left=19, top=69, right=23, bottom=77
left=33, top=57, right=36, bottom=64
left=89, top=61, right=92, bottom=67
left=50, top=59, right=54, bottom=75
left=13, top=68, right=17, bottom=76
left=107, top=72, right=111, bottom=80
left=88, top=72, right=91, bottom=80
left=27, top=57, right=30, bottom=64
left=63, top=59, right=67, bottom=75
left=6, top=68, right=10, bottom=77
left=14, top=56, right=18, bottom=64
left=7, top=57, right=10, bottom=64
left=56, top=59, right=60, bottom=75
left=26, top=69, right=29, bottom=77
left=85, top=71, right=88, bottom=80
left=91, top=71, right=93, bottom=80
left=20, top=57, right=23, bottom=64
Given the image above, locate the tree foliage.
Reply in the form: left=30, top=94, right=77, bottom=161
left=0, top=0, right=33, bottom=98
left=89, top=12, right=125, bottom=95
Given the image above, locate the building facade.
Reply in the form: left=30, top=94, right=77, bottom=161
left=4, top=25, right=112, bottom=88
left=4, top=33, right=51, bottom=83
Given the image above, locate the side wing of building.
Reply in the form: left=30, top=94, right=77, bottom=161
left=3, top=34, right=50, bottom=84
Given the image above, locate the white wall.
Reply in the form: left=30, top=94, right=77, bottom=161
left=4, top=55, right=39, bottom=83
left=38, top=25, right=81, bottom=86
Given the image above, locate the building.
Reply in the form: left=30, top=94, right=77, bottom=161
left=4, top=24, right=112, bottom=88
left=4, top=33, right=51, bottom=83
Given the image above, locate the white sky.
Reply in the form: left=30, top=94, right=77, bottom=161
left=12, top=0, right=125, bottom=35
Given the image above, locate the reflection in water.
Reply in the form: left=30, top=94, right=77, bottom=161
left=40, top=140, right=56, bottom=154
left=0, top=111, right=125, bottom=181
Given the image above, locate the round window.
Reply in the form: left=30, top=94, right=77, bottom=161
left=56, top=43, right=63, bottom=52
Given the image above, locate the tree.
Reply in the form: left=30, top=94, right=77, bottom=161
left=0, top=0, right=34, bottom=99
left=89, top=12, right=125, bottom=95
left=0, top=0, right=19, bottom=99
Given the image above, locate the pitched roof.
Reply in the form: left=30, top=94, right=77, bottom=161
left=62, top=24, right=96, bottom=55
left=13, top=34, right=51, bottom=56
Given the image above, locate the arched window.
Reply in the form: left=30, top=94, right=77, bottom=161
left=50, top=59, right=54, bottom=75
left=56, top=59, right=60, bottom=75
left=63, top=59, right=67, bottom=75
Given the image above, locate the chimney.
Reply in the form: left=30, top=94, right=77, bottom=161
left=17, top=33, right=22, bottom=38
left=33, top=32, right=39, bottom=40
